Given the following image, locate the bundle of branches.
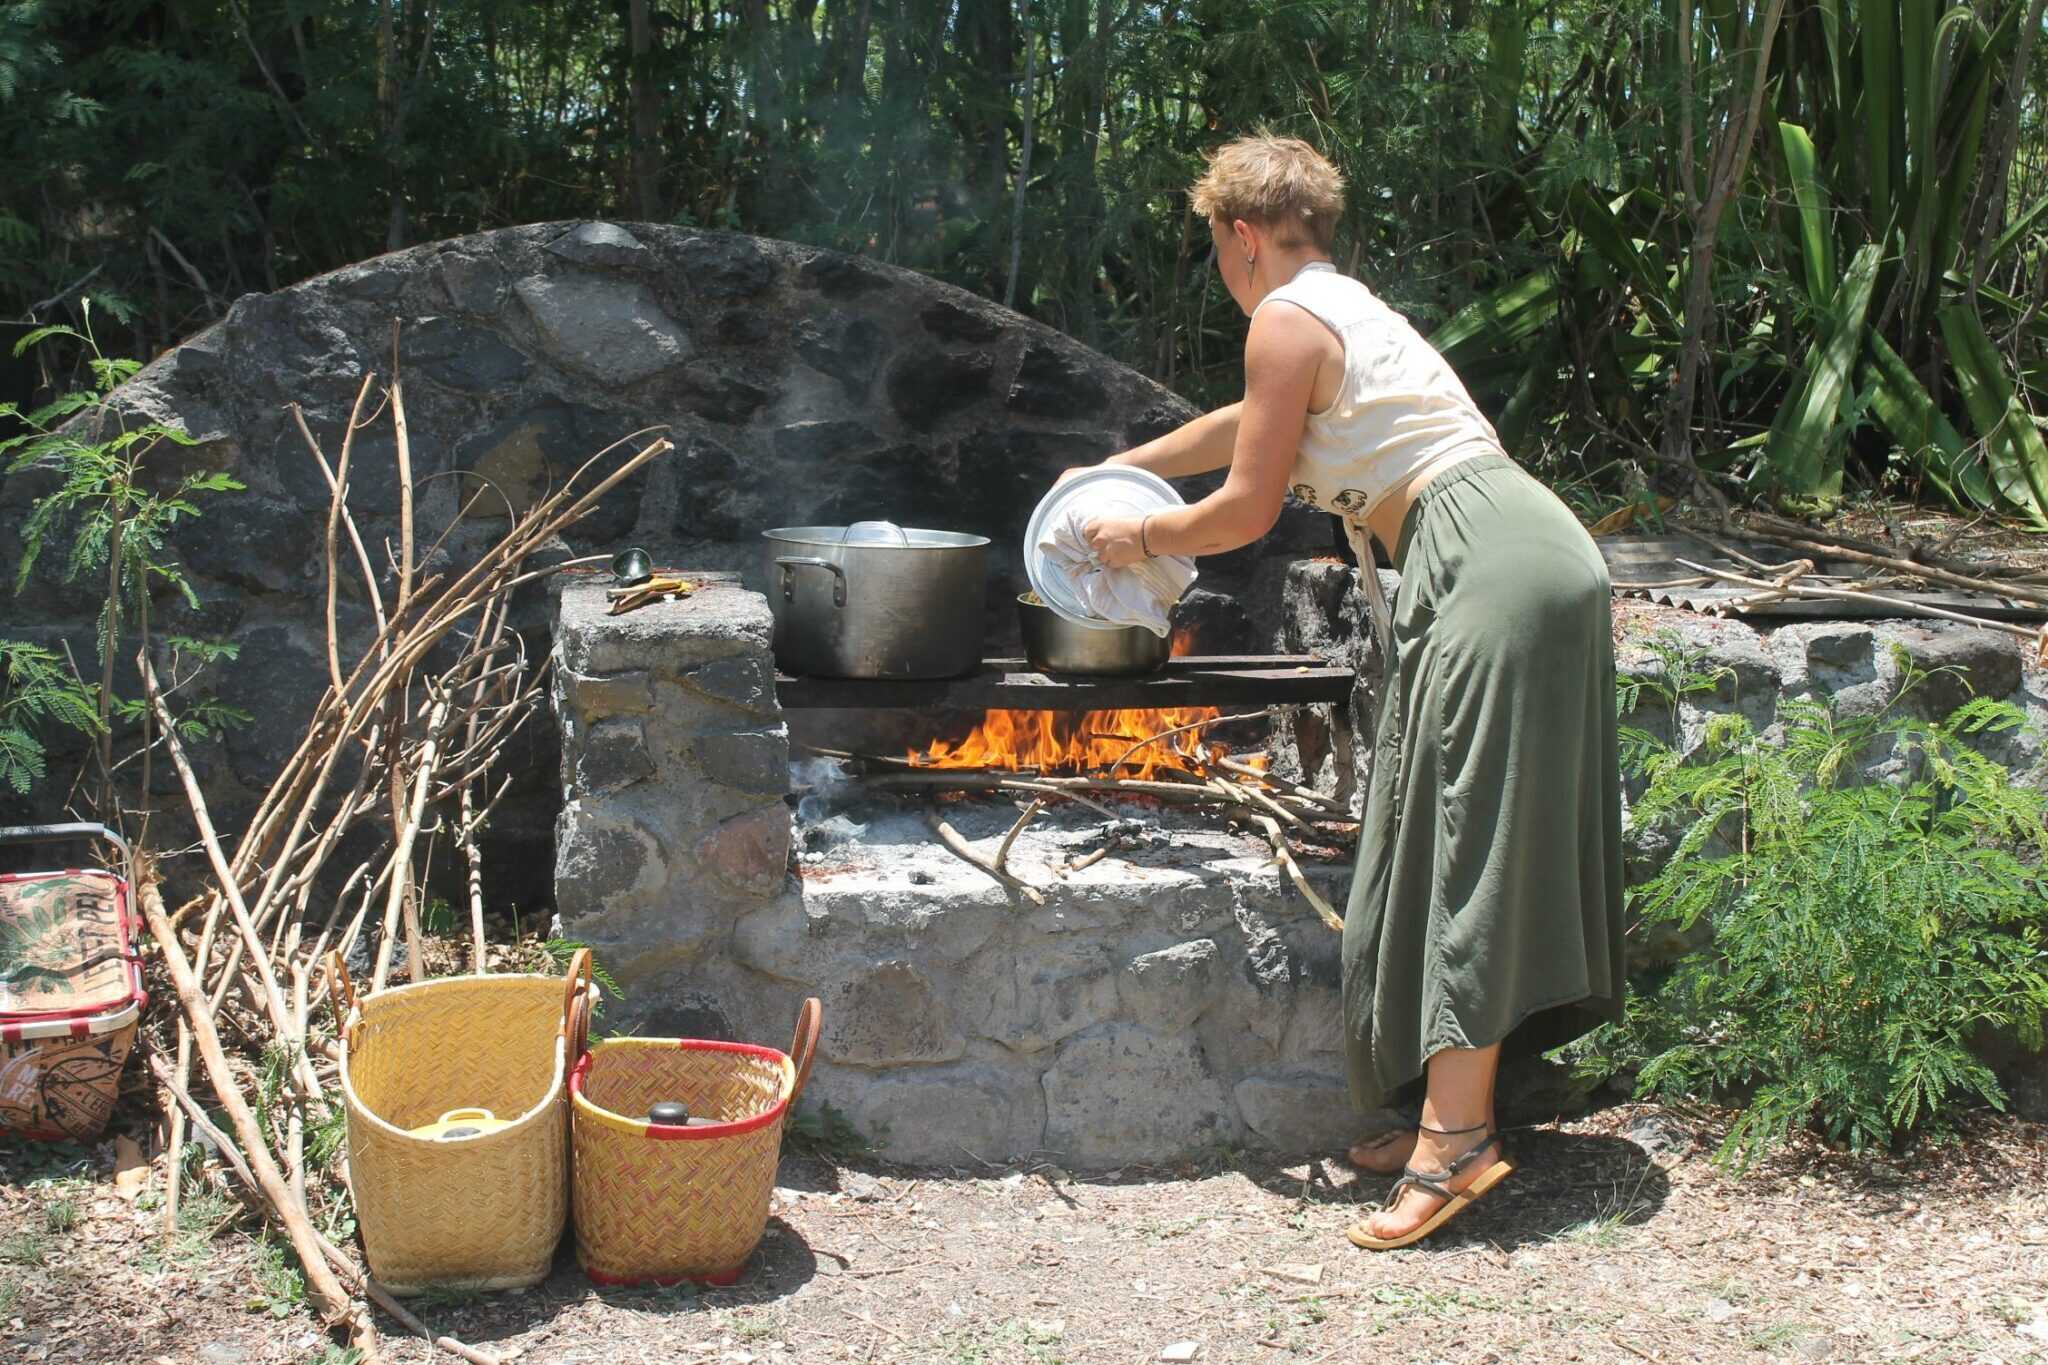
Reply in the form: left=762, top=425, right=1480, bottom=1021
left=835, top=711, right=1359, bottom=932
left=133, top=357, right=673, bottom=1358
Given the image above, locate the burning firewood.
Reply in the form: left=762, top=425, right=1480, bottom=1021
left=834, top=703, right=1356, bottom=928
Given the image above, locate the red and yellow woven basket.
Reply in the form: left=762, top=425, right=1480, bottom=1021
left=570, top=998, right=820, bottom=1286
left=1, top=825, right=142, bottom=1143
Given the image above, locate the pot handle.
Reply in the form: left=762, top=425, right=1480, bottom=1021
left=776, top=556, right=848, bottom=608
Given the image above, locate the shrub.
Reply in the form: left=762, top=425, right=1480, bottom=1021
left=1574, top=648, right=2048, bottom=1167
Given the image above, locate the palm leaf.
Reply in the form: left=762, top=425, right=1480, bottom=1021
left=1936, top=300, right=2048, bottom=522
left=1862, top=333, right=2003, bottom=516
left=1761, top=243, right=1881, bottom=496
left=1778, top=122, right=1835, bottom=308
left=1567, top=183, right=1679, bottom=332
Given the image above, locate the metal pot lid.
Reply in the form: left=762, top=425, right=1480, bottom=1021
left=763, top=524, right=992, bottom=549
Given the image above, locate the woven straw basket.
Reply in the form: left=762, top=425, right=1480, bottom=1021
left=572, top=998, right=820, bottom=1286
left=330, top=949, right=591, bottom=1295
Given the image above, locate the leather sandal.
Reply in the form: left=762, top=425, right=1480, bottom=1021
left=1346, top=1122, right=1514, bottom=1251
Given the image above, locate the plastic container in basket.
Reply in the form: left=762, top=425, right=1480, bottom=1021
left=329, top=948, right=592, bottom=1295
left=0, top=824, right=141, bottom=1142
left=571, top=998, right=821, bottom=1286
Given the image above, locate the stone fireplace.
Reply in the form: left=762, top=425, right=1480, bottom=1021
left=550, top=575, right=1385, bottom=1165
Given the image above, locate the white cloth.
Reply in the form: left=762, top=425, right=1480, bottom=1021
left=1253, top=261, right=1499, bottom=568
left=1034, top=488, right=1195, bottom=637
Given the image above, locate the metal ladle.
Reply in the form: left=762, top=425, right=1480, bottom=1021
left=610, top=547, right=652, bottom=587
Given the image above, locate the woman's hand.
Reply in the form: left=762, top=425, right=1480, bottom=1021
left=1053, top=464, right=1099, bottom=489
left=1084, top=514, right=1149, bottom=568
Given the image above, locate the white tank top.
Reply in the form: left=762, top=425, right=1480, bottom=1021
left=1253, top=262, right=1502, bottom=564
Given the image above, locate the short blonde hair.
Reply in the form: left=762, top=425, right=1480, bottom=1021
left=1190, top=133, right=1346, bottom=251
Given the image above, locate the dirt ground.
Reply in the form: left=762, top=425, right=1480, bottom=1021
left=3, top=1101, right=2045, bottom=1365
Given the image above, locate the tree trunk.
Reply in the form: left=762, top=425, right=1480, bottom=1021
left=629, top=0, right=662, bottom=221
left=1006, top=18, right=1041, bottom=310
left=1660, top=0, right=1788, bottom=474
left=377, top=0, right=404, bottom=250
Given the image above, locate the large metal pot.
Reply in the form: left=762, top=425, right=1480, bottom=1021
left=1018, top=593, right=1171, bottom=675
left=763, top=521, right=990, bottom=678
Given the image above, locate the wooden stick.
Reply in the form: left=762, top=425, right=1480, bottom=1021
left=390, top=334, right=416, bottom=619
left=1214, top=754, right=1348, bottom=815
left=1107, top=709, right=1268, bottom=776
left=1673, top=559, right=2048, bottom=643
left=1248, top=814, right=1344, bottom=934
left=929, top=816, right=1046, bottom=905
left=867, top=771, right=1243, bottom=804
left=1066, top=847, right=1110, bottom=872
left=1730, top=513, right=2048, bottom=607
left=1215, top=772, right=1317, bottom=836
left=161, top=1018, right=190, bottom=1239
left=150, top=1053, right=492, bottom=1364
left=995, top=799, right=1046, bottom=874
left=138, top=881, right=364, bottom=1337
left=143, top=657, right=317, bottom=1094
left=374, top=694, right=450, bottom=991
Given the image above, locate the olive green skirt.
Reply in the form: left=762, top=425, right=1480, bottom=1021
left=1342, top=454, right=1626, bottom=1111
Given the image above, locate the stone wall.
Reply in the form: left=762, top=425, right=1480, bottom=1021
left=1273, top=559, right=2048, bottom=1119
left=0, top=222, right=1330, bottom=897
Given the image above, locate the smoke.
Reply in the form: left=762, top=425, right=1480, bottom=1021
left=790, top=756, right=867, bottom=846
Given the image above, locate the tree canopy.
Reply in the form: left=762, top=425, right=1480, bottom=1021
left=6, top=0, right=2048, bottom=516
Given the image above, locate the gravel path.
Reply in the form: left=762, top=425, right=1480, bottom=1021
left=4, top=1103, right=2044, bottom=1364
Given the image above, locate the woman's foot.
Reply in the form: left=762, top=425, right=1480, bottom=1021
left=1345, top=1127, right=1418, bottom=1175
left=1350, top=1127, right=1509, bottom=1247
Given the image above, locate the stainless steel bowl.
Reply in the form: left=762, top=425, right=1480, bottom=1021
left=1018, top=594, right=1171, bottom=675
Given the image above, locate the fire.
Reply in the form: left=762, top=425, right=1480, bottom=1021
left=910, top=706, right=1234, bottom=780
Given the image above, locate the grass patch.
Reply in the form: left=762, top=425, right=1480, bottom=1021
left=40, top=1198, right=79, bottom=1235
left=248, top=1235, right=306, bottom=1318
left=0, top=1230, right=47, bottom=1268
left=1368, top=1284, right=1499, bottom=1318
left=1549, top=1166, right=1658, bottom=1247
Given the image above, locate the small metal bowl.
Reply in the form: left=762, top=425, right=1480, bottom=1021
left=1018, top=593, right=1171, bottom=675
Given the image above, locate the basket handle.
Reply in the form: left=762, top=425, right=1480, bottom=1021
left=788, top=996, right=822, bottom=1106
left=324, top=950, right=359, bottom=1037
left=560, top=947, right=594, bottom=1059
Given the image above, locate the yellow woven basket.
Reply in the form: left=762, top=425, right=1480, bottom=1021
left=571, top=998, right=820, bottom=1286
left=329, top=949, right=592, bottom=1295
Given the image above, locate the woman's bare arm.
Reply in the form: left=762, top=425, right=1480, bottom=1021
left=1104, top=402, right=1242, bottom=479
left=1090, top=307, right=1326, bottom=562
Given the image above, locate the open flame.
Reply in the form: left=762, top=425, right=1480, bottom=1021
left=909, top=706, right=1235, bottom=780
left=907, top=619, right=1256, bottom=780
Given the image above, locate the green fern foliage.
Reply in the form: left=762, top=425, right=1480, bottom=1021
left=1578, top=650, right=2048, bottom=1168
left=0, top=639, right=98, bottom=795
